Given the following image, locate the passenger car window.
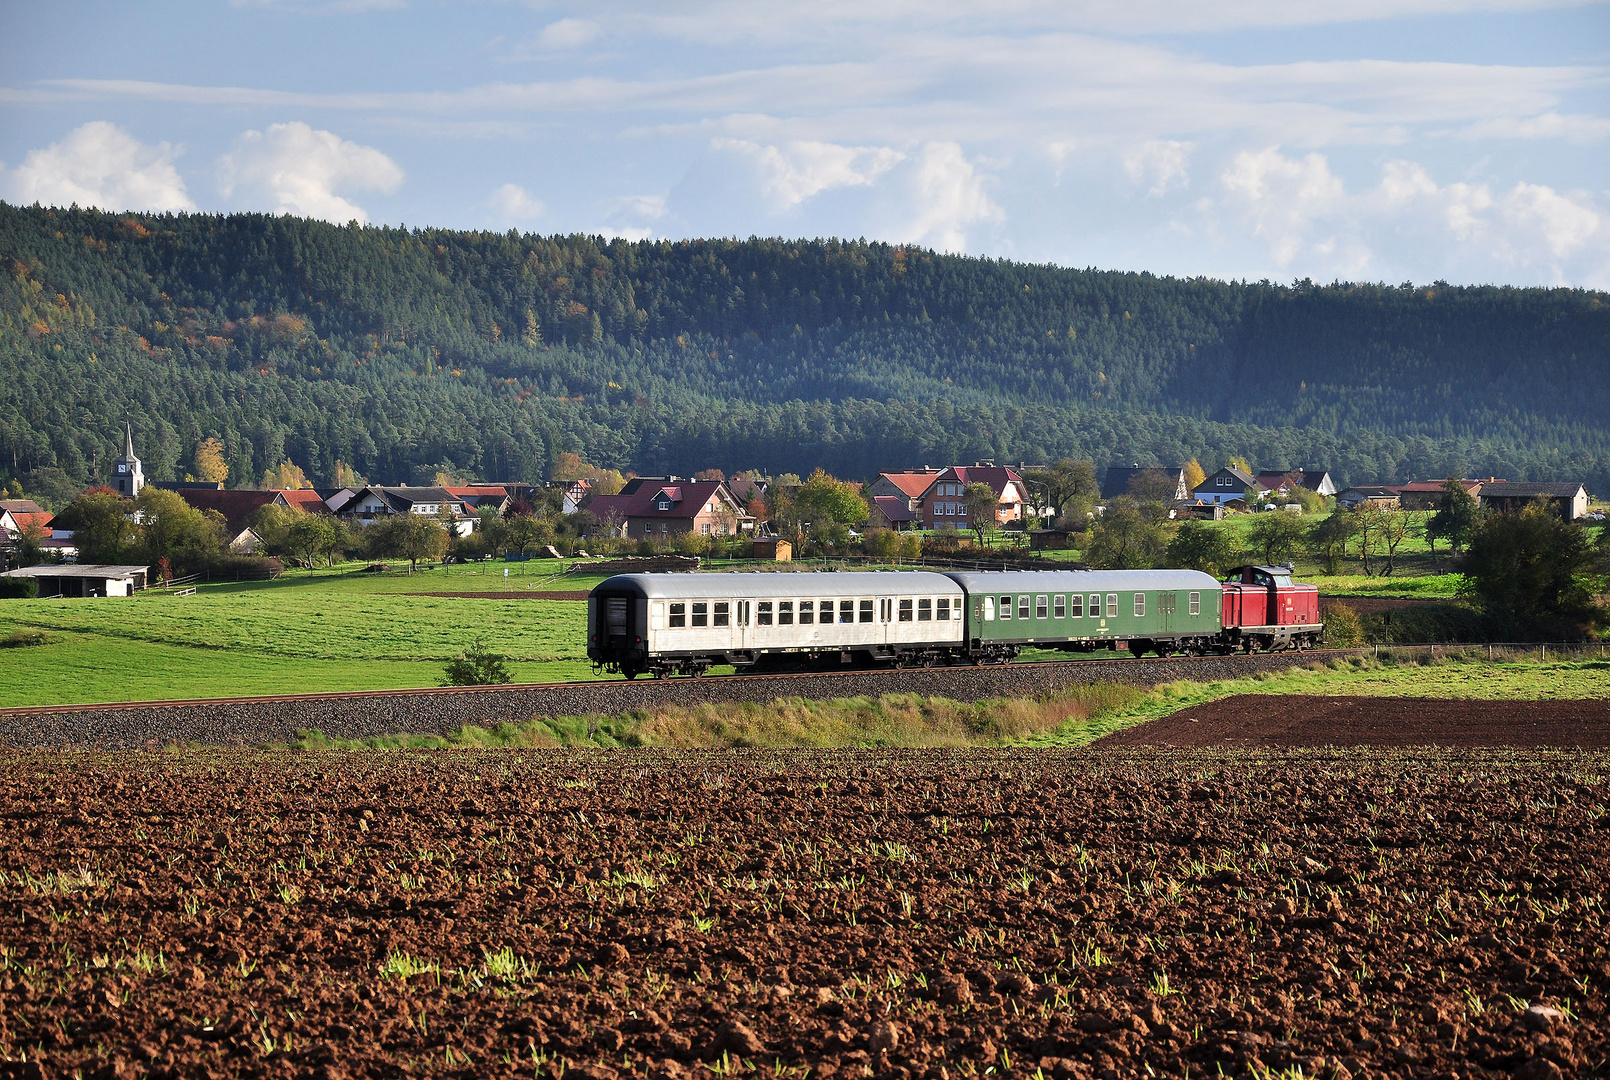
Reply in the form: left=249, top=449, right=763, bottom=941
left=1189, top=591, right=1201, bottom=617
left=1035, top=595, right=1048, bottom=619
left=936, top=597, right=950, bottom=620
left=859, top=599, right=874, bottom=623
left=1053, top=595, right=1066, bottom=618
left=651, top=602, right=665, bottom=630
left=1090, top=594, right=1101, bottom=618
left=1017, top=595, right=1030, bottom=620
left=898, top=598, right=913, bottom=622
left=669, top=602, right=686, bottom=628
left=1133, top=593, right=1145, bottom=617
left=1069, top=594, right=1082, bottom=617
left=779, top=601, right=794, bottom=625
left=839, top=600, right=854, bottom=623
left=984, top=597, right=995, bottom=620
left=757, top=601, right=773, bottom=626
left=1105, top=594, right=1118, bottom=618
left=798, top=600, right=813, bottom=624
left=918, top=598, right=932, bottom=621
left=692, top=602, right=708, bottom=627
left=713, top=601, right=730, bottom=627
left=999, top=595, right=1013, bottom=620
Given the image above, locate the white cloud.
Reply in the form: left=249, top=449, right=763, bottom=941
left=1455, top=111, right=1610, bottom=144
left=2, top=121, right=194, bottom=212
left=712, top=138, right=904, bottom=209
left=903, top=142, right=1003, bottom=252
left=1221, top=146, right=1346, bottom=265
left=538, top=18, right=601, bottom=49
left=218, top=122, right=403, bottom=222
left=1124, top=140, right=1193, bottom=196
left=485, top=182, right=545, bottom=221
left=1213, top=146, right=1604, bottom=280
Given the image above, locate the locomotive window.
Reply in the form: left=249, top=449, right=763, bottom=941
left=757, top=601, right=773, bottom=626
left=1189, top=591, right=1201, bottom=617
left=779, top=601, right=794, bottom=625
left=1054, top=595, right=1066, bottom=619
left=1133, top=593, right=1145, bottom=618
left=1017, top=595, right=1030, bottom=620
left=918, top=598, right=932, bottom=621
left=859, top=599, right=874, bottom=623
left=1069, top=594, right=1082, bottom=618
left=840, top=600, right=855, bottom=623
left=936, top=597, right=950, bottom=620
left=692, top=602, right=708, bottom=627
left=798, top=600, right=814, bottom=624
left=1035, top=595, right=1048, bottom=619
left=1105, top=594, right=1118, bottom=618
left=999, top=595, right=1013, bottom=620
left=713, top=601, right=730, bottom=627
left=898, top=598, right=914, bottom=622
left=669, top=602, right=686, bottom=628
left=983, top=597, right=995, bottom=621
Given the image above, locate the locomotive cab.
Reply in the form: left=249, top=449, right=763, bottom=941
left=1220, top=564, right=1323, bottom=652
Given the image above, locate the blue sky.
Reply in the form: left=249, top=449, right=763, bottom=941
left=2, top=0, right=1606, bottom=287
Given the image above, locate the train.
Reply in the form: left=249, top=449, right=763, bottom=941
left=587, top=565, right=1322, bottom=678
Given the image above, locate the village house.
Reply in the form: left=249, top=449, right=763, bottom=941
left=1394, top=479, right=1483, bottom=512
left=444, top=485, right=512, bottom=516
left=1335, top=486, right=1404, bottom=510
left=1102, top=465, right=1189, bottom=503
left=867, top=468, right=941, bottom=530
left=1477, top=481, right=1590, bottom=521
left=1193, top=466, right=1265, bottom=507
left=585, top=478, right=751, bottom=540
left=1254, top=469, right=1338, bottom=498
left=332, top=486, right=476, bottom=536
left=919, top=464, right=1028, bottom=529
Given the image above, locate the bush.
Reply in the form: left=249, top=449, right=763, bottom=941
left=442, top=638, right=514, bottom=686
left=0, top=577, right=40, bottom=599
left=1323, top=602, right=1364, bottom=647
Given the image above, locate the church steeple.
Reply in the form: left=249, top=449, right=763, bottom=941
left=112, top=423, right=145, bottom=498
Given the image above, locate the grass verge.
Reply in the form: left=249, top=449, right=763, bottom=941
left=280, top=651, right=1610, bottom=752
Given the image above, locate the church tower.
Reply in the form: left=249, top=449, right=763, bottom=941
left=112, top=424, right=145, bottom=498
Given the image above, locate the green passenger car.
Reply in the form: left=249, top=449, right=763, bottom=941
left=945, top=569, right=1224, bottom=660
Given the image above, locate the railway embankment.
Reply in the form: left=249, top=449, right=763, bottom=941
left=0, top=651, right=1351, bottom=750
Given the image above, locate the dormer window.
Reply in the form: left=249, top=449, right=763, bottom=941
left=656, top=498, right=673, bottom=511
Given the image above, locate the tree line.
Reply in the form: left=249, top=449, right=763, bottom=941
left=3, top=203, right=1609, bottom=508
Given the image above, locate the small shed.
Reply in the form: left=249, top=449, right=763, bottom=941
left=1478, top=482, right=1589, bottom=521
left=0, top=564, right=149, bottom=597
left=751, top=537, right=793, bottom=562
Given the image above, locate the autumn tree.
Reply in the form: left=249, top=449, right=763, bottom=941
left=262, top=460, right=310, bottom=489
left=1084, top=497, right=1171, bottom=569
left=1306, top=510, right=1358, bottom=574
left=791, top=469, right=869, bottom=535
left=54, top=491, right=137, bottom=563
left=192, top=438, right=228, bottom=485
left=1182, top=458, right=1207, bottom=495
left=366, top=513, right=449, bottom=571
left=332, top=460, right=363, bottom=488
left=134, top=488, right=225, bottom=572
left=1025, top=459, right=1099, bottom=527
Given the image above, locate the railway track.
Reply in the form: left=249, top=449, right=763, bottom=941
left=0, top=649, right=1359, bottom=749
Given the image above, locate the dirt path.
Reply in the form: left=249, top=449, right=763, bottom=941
left=1096, top=694, right=1610, bottom=748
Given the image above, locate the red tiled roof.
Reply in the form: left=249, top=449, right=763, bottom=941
left=936, top=465, right=1025, bottom=497
left=176, top=489, right=284, bottom=531
left=587, top=480, right=735, bottom=521
left=444, top=486, right=510, bottom=498
left=5, top=511, right=54, bottom=533
left=877, top=471, right=941, bottom=499
left=280, top=489, right=331, bottom=513
left=872, top=495, right=918, bottom=522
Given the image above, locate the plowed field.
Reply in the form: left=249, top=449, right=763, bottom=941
left=1097, top=696, right=1610, bottom=748
left=1, top=750, right=1604, bottom=1080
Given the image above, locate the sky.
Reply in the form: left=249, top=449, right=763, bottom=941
left=1, top=0, right=1607, bottom=288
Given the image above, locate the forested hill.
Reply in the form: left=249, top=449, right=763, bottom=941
left=3, top=202, right=1608, bottom=499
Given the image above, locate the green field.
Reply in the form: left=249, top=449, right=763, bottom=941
left=0, top=562, right=601, bottom=707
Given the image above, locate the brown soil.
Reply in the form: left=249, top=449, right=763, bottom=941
left=1, top=749, right=1605, bottom=1080
left=1097, top=695, right=1610, bottom=749
left=404, top=590, right=590, bottom=600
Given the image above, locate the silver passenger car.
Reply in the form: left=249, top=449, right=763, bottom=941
left=588, top=571, right=964, bottom=677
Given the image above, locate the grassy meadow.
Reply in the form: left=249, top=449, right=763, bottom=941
left=0, top=560, right=601, bottom=707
